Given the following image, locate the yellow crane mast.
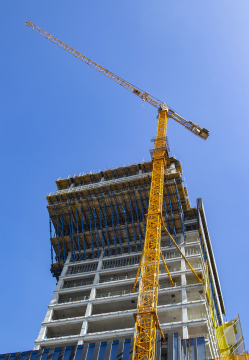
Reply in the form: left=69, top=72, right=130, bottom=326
left=26, top=20, right=209, bottom=360
left=133, top=108, right=168, bottom=359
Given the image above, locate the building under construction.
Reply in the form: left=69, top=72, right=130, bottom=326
left=0, top=20, right=247, bottom=360
left=0, top=158, right=246, bottom=360
left=39, top=157, right=222, bottom=355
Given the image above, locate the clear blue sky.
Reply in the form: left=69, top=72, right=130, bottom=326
left=0, top=0, right=248, bottom=354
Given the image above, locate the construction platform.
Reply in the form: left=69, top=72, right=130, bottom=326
left=47, top=159, right=196, bottom=277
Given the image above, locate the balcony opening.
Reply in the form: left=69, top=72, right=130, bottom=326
left=58, top=289, right=90, bottom=304
left=46, top=322, right=82, bottom=339
left=92, top=298, right=137, bottom=315
left=52, top=305, right=87, bottom=320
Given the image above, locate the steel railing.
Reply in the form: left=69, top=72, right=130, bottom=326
left=63, top=280, right=92, bottom=289
left=58, top=295, right=89, bottom=304
left=99, top=274, right=136, bottom=283
left=96, top=289, right=136, bottom=299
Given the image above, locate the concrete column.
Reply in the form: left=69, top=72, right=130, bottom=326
left=182, top=280, right=188, bottom=339
left=97, top=258, right=103, bottom=272
left=182, top=287, right=187, bottom=303
left=60, top=266, right=67, bottom=278
left=181, top=246, right=187, bottom=295
left=34, top=324, right=47, bottom=349
left=78, top=337, right=84, bottom=346
left=93, top=255, right=103, bottom=286
left=65, top=252, right=71, bottom=264
left=78, top=250, right=93, bottom=340
left=77, top=319, right=88, bottom=345
left=42, top=287, right=59, bottom=323
left=60, top=262, right=69, bottom=277
left=85, top=303, right=92, bottom=317
left=43, top=308, right=53, bottom=322
left=56, top=278, right=64, bottom=290
left=180, top=233, right=185, bottom=245
left=181, top=244, right=188, bottom=339
left=93, top=272, right=99, bottom=285
left=182, top=307, right=188, bottom=339
left=78, top=288, right=93, bottom=345
left=90, top=287, right=96, bottom=300
left=181, top=271, right=187, bottom=286
left=180, top=245, right=186, bottom=273
left=50, top=289, right=59, bottom=306
left=79, top=320, right=88, bottom=337
left=33, top=342, right=41, bottom=350
left=58, top=252, right=71, bottom=278
left=181, top=245, right=187, bottom=288
left=34, top=258, right=67, bottom=349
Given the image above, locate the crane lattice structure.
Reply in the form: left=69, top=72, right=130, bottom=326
left=26, top=20, right=209, bottom=360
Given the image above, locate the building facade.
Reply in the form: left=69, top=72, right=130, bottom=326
left=34, top=158, right=226, bottom=359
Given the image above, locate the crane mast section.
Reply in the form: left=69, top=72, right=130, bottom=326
left=26, top=21, right=209, bottom=141
left=132, top=109, right=167, bottom=360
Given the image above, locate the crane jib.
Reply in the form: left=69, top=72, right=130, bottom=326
left=26, top=20, right=209, bottom=140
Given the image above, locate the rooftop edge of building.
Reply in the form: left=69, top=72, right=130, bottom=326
left=52, top=158, right=183, bottom=192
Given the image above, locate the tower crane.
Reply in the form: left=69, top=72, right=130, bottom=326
left=26, top=20, right=209, bottom=360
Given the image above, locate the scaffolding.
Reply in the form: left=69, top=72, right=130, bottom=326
left=46, top=157, right=229, bottom=358
left=47, top=159, right=193, bottom=277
